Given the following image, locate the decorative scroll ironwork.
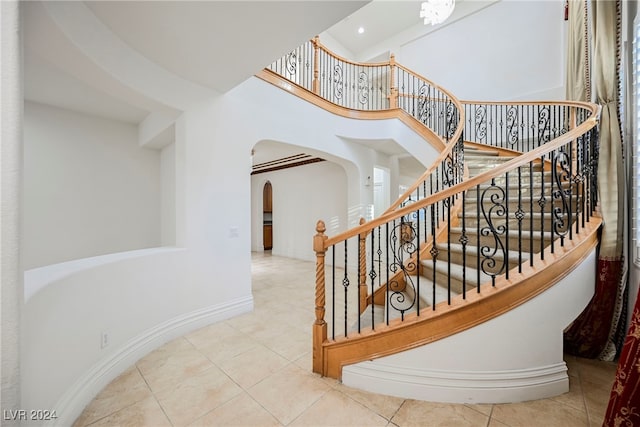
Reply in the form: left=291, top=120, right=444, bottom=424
left=417, top=84, right=433, bottom=124
left=551, top=149, right=572, bottom=239
left=333, top=64, right=344, bottom=100
left=387, top=220, right=419, bottom=317
left=442, top=153, right=455, bottom=187
left=537, top=107, right=552, bottom=144
left=479, top=180, right=508, bottom=281
left=474, top=106, right=487, bottom=141
left=506, top=106, right=519, bottom=146
left=358, top=71, right=369, bottom=105
left=446, top=100, right=458, bottom=140
left=285, top=51, right=298, bottom=76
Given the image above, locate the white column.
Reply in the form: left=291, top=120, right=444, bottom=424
left=1, top=0, right=23, bottom=420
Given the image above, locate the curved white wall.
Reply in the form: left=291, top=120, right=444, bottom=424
left=22, top=248, right=256, bottom=426
left=343, top=250, right=598, bottom=403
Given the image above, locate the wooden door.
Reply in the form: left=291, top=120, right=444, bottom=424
left=263, top=182, right=273, bottom=250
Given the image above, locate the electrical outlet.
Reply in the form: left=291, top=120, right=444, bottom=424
left=101, top=331, right=109, bottom=349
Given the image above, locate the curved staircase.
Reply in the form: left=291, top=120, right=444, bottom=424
left=258, top=37, right=602, bottom=403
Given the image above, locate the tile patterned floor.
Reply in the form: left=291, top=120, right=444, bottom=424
left=74, top=253, right=617, bottom=427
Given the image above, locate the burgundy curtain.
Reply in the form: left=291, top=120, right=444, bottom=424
left=603, top=287, right=640, bottom=426
left=563, top=0, right=626, bottom=360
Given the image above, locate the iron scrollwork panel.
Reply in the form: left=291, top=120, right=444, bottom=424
left=333, top=64, right=344, bottom=101
left=388, top=219, right=419, bottom=317
left=479, top=181, right=508, bottom=281
left=358, top=71, right=369, bottom=106
left=551, top=149, right=572, bottom=240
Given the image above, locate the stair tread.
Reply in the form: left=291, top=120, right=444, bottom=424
left=458, top=211, right=573, bottom=219
left=449, top=226, right=553, bottom=238
left=463, top=194, right=578, bottom=202
left=407, top=275, right=459, bottom=306
left=435, top=242, right=532, bottom=261
left=420, top=259, right=493, bottom=286
left=357, top=284, right=431, bottom=330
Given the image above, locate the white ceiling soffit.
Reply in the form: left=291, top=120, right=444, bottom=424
left=399, top=155, right=426, bottom=178
left=24, top=49, right=150, bottom=124
left=23, top=1, right=185, bottom=117
left=341, top=136, right=409, bottom=156
left=85, top=1, right=370, bottom=94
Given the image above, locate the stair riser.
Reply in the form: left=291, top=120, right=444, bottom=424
left=463, top=187, right=577, bottom=201
left=419, top=264, right=482, bottom=294
left=467, top=166, right=546, bottom=176
left=463, top=198, right=580, bottom=212
left=448, top=231, right=546, bottom=250
left=459, top=217, right=576, bottom=232
left=435, top=250, right=525, bottom=272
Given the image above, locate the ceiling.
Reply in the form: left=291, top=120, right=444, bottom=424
left=23, top=0, right=467, bottom=174
left=23, top=0, right=370, bottom=123
left=325, top=0, right=427, bottom=58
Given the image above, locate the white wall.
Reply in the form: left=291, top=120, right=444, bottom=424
left=397, top=1, right=566, bottom=101
left=160, top=142, right=176, bottom=246
left=23, top=102, right=162, bottom=269
left=2, top=0, right=23, bottom=418
left=251, top=161, right=348, bottom=261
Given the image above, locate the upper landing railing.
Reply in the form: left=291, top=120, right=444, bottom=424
left=266, top=37, right=465, bottom=213
left=267, top=37, right=462, bottom=144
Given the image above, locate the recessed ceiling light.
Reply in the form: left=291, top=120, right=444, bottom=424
left=357, top=27, right=365, bottom=34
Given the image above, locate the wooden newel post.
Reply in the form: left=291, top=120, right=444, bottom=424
left=389, top=53, right=398, bottom=109
left=313, top=220, right=328, bottom=375
left=312, top=36, right=320, bottom=95
left=358, top=217, right=368, bottom=315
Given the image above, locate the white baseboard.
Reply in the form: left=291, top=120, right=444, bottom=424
left=49, top=296, right=253, bottom=427
left=342, top=361, right=568, bottom=404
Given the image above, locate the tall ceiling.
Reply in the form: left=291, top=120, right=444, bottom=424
left=23, top=0, right=479, bottom=174
left=23, top=0, right=370, bottom=123
left=24, top=0, right=468, bottom=124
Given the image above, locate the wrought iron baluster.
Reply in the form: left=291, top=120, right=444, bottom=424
left=332, top=246, right=335, bottom=340
left=386, top=222, right=390, bottom=325
left=343, top=240, right=349, bottom=337
left=461, top=190, right=468, bottom=299
left=446, top=195, right=452, bottom=304
left=538, top=155, right=546, bottom=260
left=416, top=210, right=421, bottom=315
left=516, top=167, right=524, bottom=273
left=529, top=161, right=534, bottom=266
left=430, top=204, right=437, bottom=309
left=476, top=184, right=481, bottom=292
left=370, top=226, right=376, bottom=330
left=505, top=171, right=510, bottom=280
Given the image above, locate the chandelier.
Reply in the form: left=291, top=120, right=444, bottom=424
left=420, top=0, right=455, bottom=26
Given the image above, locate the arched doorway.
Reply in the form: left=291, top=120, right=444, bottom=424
left=263, top=181, right=272, bottom=250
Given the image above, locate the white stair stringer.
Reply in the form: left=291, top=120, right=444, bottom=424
left=342, top=249, right=596, bottom=404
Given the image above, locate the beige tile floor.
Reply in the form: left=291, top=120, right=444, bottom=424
left=74, top=252, right=618, bottom=427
